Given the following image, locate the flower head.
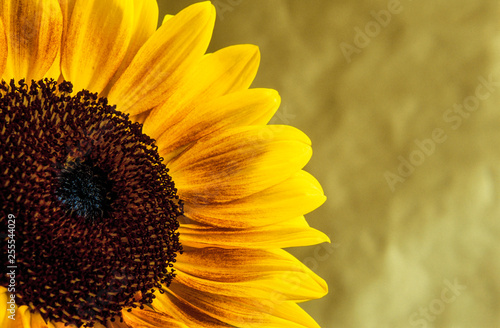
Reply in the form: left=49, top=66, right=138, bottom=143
left=0, top=1, right=328, bottom=327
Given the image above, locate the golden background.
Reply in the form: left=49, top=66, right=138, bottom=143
left=160, top=1, right=500, bottom=327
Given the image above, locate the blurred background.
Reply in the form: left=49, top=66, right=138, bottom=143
left=160, top=1, right=500, bottom=327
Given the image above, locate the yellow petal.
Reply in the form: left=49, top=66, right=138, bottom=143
left=173, top=258, right=326, bottom=303
left=168, top=125, right=312, bottom=204
left=18, top=306, right=32, bottom=328
left=92, top=322, right=106, bottom=328
left=156, top=281, right=322, bottom=328
left=122, top=308, right=188, bottom=328
left=265, top=302, right=322, bottom=328
left=106, top=320, right=129, bottom=328
left=61, top=0, right=134, bottom=93
left=102, top=0, right=159, bottom=96
left=181, top=170, right=325, bottom=228
left=57, top=0, right=76, bottom=34
left=130, top=110, right=150, bottom=125
left=180, top=216, right=329, bottom=248
left=0, top=19, right=7, bottom=77
left=175, top=247, right=327, bottom=298
left=153, top=293, right=231, bottom=328
left=1, top=0, right=62, bottom=81
left=144, top=44, right=260, bottom=139
left=43, top=49, right=61, bottom=80
left=53, top=0, right=76, bottom=81
left=155, top=88, right=279, bottom=156
left=29, top=311, right=49, bottom=328
left=0, top=291, right=7, bottom=326
left=107, top=2, right=215, bottom=115
left=162, top=14, right=174, bottom=25
left=1, top=304, right=27, bottom=328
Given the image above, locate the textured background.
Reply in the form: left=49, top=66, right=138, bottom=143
left=159, top=1, right=500, bottom=327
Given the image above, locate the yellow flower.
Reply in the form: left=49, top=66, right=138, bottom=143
left=0, top=1, right=328, bottom=327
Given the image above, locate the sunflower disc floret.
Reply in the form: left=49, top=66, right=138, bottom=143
left=0, top=79, right=183, bottom=327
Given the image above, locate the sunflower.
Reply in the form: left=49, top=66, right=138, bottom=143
left=0, top=1, right=329, bottom=327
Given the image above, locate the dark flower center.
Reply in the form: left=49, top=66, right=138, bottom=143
left=56, top=159, right=113, bottom=222
left=0, top=79, right=183, bottom=327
